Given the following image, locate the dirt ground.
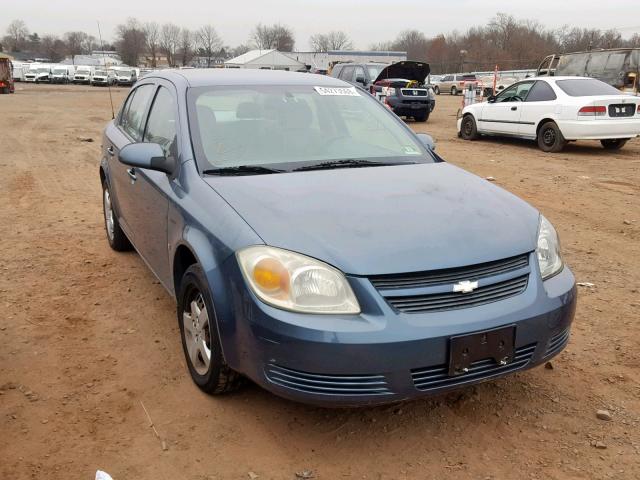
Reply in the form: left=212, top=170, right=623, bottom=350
left=1, top=82, right=639, bottom=480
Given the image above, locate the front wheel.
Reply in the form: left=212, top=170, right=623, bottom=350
left=460, top=115, right=479, bottom=140
left=537, top=121, right=567, bottom=153
left=178, top=265, right=244, bottom=395
left=433, top=86, right=440, bottom=95
left=600, top=138, right=628, bottom=150
left=451, top=86, right=458, bottom=96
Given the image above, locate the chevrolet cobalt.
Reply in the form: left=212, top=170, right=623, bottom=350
left=100, top=69, right=576, bottom=406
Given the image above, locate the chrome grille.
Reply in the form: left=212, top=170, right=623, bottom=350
left=401, top=89, right=427, bottom=96
left=370, top=254, right=529, bottom=290
left=412, top=343, right=536, bottom=391
left=265, top=364, right=391, bottom=396
left=385, top=275, right=528, bottom=313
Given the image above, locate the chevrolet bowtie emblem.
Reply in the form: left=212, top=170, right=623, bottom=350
left=453, top=280, right=479, bottom=293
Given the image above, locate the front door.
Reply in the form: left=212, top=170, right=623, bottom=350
left=478, top=81, right=535, bottom=135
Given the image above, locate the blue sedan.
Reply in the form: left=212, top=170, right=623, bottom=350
left=100, top=69, right=576, bottom=406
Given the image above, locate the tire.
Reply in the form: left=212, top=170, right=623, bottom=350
left=0, top=87, right=8, bottom=94
left=600, top=138, right=628, bottom=150
left=537, top=121, right=567, bottom=153
left=102, top=181, right=132, bottom=251
left=413, top=111, right=429, bottom=122
left=451, top=86, right=458, bottom=96
left=434, top=86, right=440, bottom=95
left=460, top=114, right=479, bottom=140
left=177, top=264, right=243, bottom=395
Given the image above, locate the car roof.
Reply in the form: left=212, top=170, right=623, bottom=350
left=145, top=68, right=349, bottom=88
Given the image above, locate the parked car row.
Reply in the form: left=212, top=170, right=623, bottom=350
left=12, top=62, right=138, bottom=86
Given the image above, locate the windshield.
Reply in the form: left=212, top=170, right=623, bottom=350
left=119, top=70, right=132, bottom=76
left=556, top=78, right=622, bottom=96
left=37, top=68, right=49, bottom=73
left=53, top=68, right=67, bottom=74
left=367, top=65, right=384, bottom=79
left=94, top=70, right=107, bottom=76
left=77, top=68, right=90, bottom=73
left=188, top=85, right=431, bottom=172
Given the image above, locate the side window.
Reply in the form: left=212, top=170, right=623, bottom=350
left=525, top=81, right=557, bottom=102
left=340, top=66, right=355, bottom=81
left=497, top=81, right=534, bottom=102
left=119, top=84, right=155, bottom=141
left=144, top=87, right=178, bottom=160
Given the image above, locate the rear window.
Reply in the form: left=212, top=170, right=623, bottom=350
left=556, top=78, right=621, bottom=96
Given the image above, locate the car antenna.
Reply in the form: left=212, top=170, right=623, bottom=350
left=97, top=21, right=115, bottom=119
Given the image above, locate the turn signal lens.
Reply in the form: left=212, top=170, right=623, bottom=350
left=253, top=257, right=289, bottom=294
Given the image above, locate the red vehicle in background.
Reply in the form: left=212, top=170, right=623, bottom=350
left=0, top=53, right=16, bottom=94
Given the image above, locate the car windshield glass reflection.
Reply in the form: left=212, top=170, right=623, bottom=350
left=189, top=85, right=432, bottom=171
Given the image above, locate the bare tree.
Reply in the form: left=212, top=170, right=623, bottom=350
left=40, top=35, right=66, bottom=62
left=5, top=19, right=29, bottom=51
left=144, top=22, right=160, bottom=67
left=116, top=18, right=146, bottom=66
left=196, top=24, right=223, bottom=67
left=160, top=23, right=181, bottom=66
left=179, top=28, right=195, bottom=66
left=230, top=44, right=251, bottom=58
left=309, top=31, right=353, bottom=52
left=251, top=23, right=295, bottom=51
left=63, top=31, right=90, bottom=62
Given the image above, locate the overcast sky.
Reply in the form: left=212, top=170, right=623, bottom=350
left=3, top=0, right=639, bottom=49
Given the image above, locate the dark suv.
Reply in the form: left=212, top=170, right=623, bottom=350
left=331, top=61, right=435, bottom=122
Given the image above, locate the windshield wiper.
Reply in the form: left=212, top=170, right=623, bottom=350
left=202, top=165, right=284, bottom=176
left=293, top=159, right=416, bottom=172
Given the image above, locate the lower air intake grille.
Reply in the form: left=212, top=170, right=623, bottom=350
left=265, top=364, right=391, bottom=396
left=545, top=328, right=570, bottom=357
left=411, top=343, right=536, bottom=391
left=386, top=275, right=528, bottom=313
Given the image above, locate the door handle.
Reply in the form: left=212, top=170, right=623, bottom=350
left=127, top=168, right=137, bottom=182
left=511, top=106, right=518, bottom=111
left=107, top=145, right=115, bottom=156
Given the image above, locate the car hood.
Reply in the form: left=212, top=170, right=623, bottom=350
left=204, top=163, right=539, bottom=276
left=374, top=61, right=430, bottom=84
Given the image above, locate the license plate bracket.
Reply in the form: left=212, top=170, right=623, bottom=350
left=448, top=326, right=515, bottom=376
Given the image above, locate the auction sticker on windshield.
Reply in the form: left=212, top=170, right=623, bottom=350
left=314, top=86, right=360, bottom=96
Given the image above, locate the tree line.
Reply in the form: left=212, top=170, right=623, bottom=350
left=2, top=14, right=639, bottom=72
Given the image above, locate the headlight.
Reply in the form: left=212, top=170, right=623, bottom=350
left=536, top=215, right=563, bottom=280
left=237, top=246, right=360, bottom=314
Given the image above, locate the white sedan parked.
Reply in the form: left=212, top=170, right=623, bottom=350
left=457, top=76, right=640, bottom=152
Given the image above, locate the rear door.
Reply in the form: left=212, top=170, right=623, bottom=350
left=478, top=81, right=535, bottom=135
left=106, top=82, right=156, bottom=237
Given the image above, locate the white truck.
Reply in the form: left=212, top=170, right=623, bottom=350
left=73, top=65, right=94, bottom=84
left=24, top=63, right=42, bottom=82
left=51, top=65, right=76, bottom=84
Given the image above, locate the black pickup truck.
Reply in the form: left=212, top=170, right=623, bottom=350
left=331, top=61, right=434, bottom=122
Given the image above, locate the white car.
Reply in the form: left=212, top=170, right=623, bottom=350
left=457, top=76, right=640, bottom=152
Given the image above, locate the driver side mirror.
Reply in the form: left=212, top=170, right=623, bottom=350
left=487, top=95, right=497, bottom=103
left=355, top=75, right=366, bottom=85
left=119, top=143, right=175, bottom=174
left=416, top=133, right=436, bottom=151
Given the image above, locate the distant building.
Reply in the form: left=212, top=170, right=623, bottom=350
left=224, top=49, right=306, bottom=71
left=290, top=50, right=407, bottom=72
left=60, top=54, right=122, bottom=67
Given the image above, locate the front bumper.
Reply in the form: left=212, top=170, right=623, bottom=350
left=560, top=119, right=640, bottom=140
left=218, top=255, right=577, bottom=407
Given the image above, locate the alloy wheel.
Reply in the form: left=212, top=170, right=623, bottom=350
left=103, top=188, right=115, bottom=241
left=182, top=291, right=212, bottom=376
